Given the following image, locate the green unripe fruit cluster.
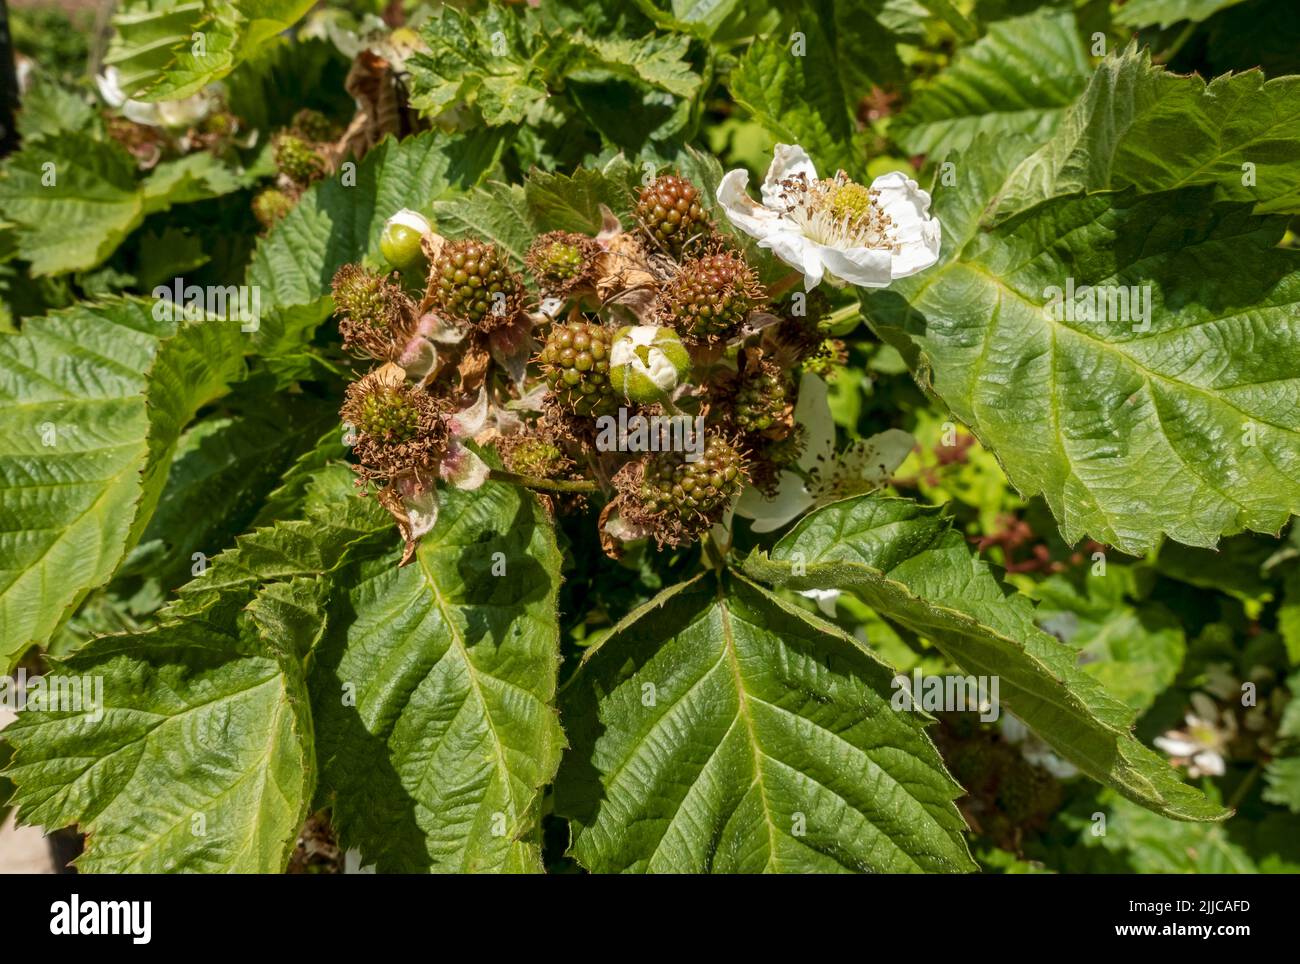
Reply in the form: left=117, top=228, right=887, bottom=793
left=640, top=436, right=745, bottom=518
left=357, top=389, right=421, bottom=441
left=659, top=251, right=762, bottom=340
left=431, top=239, right=522, bottom=328
left=252, top=188, right=294, bottom=230
left=734, top=367, right=790, bottom=433
left=503, top=437, right=569, bottom=479
left=539, top=321, right=618, bottom=417
left=290, top=108, right=337, bottom=144
left=333, top=265, right=395, bottom=330
left=274, top=133, right=325, bottom=186
left=636, top=175, right=707, bottom=258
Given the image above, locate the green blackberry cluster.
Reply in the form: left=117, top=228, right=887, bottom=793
left=252, top=187, right=294, bottom=230
left=640, top=436, right=745, bottom=519
left=526, top=231, right=598, bottom=296
left=273, top=132, right=326, bottom=186
left=430, top=239, right=524, bottom=330
left=500, top=436, right=571, bottom=479
left=733, top=365, right=792, bottom=434
left=657, top=250, right=764, bottom=341
left=636, top=175, right=709, bottom=258
left=356, top=389, right=421, bottom=441
left=290, top=108, right=338, bottom=144
left=538, top=321, right=618, bottom=417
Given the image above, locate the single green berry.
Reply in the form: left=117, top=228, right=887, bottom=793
left=539, top=320, right=618, bottom=417
left=380, top=209, right=433, bottom=272
left=640, top=435, right=746, bottom=519
left=609, top=325, right=691, bottom=404
left=734, top=365, right=791, bottom=433
left=636, top=174, right=709, bottom=257
left=526, top=231, right=599, bottom=296
left=274, top=132, right=325, bottom=186
left=430, top=238, right=524, bottom=330
left=252, top=187, right=294, bottom=230
left=657, top=250, right=765, bottom=341
left=501, top=436, right=570, bottom=479
left=290, top=108, right=337, bottom=143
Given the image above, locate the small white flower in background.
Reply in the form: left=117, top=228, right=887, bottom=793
left=717, top=144, right=942, bottom=290
left=1154, top=692, right=1237, bottom=778
left=734, top=372, right=915, bottom=532
left=95, top=67, right=219, bottom=129
left=798, top=588, right=842, bottom=617
left=1001, top=714, right=1079, bottom=780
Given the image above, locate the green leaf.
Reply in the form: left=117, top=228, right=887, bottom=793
left=0, top=299, right=246, bottom=672
left=105, top=0, right=316, bottom=101
left=312, top=480, right=564, bottom=873
left=523, top=160, right=639, bottom=235
left=1030, top=567, right=1185, bottom=713
left=730, top=23, right=863, bottom=179
left=1281, top=568, right=1300, bottom=665
left=556, top=573, right=976, bottom=873
left=1265, top=757, right=1300, bottom=813
left=865, top=176, right=1300, bottom=554
left=0, top=133, right=247, bottom=276
left=742, top=494, right=1228, bottom=821
left=248, top=129, right=505, bottom=312
left=1, top=586, right=318, bottom=873
left=1, top=467, right=390, bottom=872
left=988, top=48, right=1300, bottom=222
left=1114, top=0, right=1248, bottom=29
left=891, top=9, right=1090, bottom=157
left=433, top=183, right=536, bottom=263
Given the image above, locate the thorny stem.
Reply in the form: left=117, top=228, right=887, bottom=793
left=488, top=469, right=599, bottom=494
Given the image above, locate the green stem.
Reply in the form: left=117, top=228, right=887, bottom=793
left=487, top=469, right=599, bottom=494
left=1226, top=763, right=1262, bottom=811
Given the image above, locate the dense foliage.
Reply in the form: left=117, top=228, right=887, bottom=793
left=1, top=0, right=1298, bottom=875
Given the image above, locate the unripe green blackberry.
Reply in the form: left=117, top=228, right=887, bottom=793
left=525, top=231, right=599, bottom=297
left=290, top=108, right=337, bottom=143
left=539, top=321, right=618, bottom=417
left=500, top=436, right=571, bottom=479
left=331, top=263, right=413, bottom=359
left=657, top=250, right=765, bottom=341
left=430, top=238, right=525, bottom=330
left=252, top=187, right=294, bottom=230
left=640, top=435, right=746, bottom=519
left=340, top=368, right=447, bottom=483
left=636, top=174, right=709, bottom=257
left=274, top=132, right=325, bottom=186
left=733, top=364, right=792, bottom=434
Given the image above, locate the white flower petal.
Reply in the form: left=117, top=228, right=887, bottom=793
left=761, top=143, right=818, bottom=208
left=717, top=168, right=782, bottom=240
left=1155, top=735, right=1201, bottom=757
left=447, top=387, right=489, bottom=438
left=816, top=244, right=895, bottom=288
left=792, top=372, right=834, bottom=472
left=1192, top=750, right=1226, bottom=776
left=871, top=171, right=942, bottom=280
left=734, top=470, right=815, bottom=532
left=440, top=440, right=490, bottom=490
left=758, top=229, right=826, bottom=290
left=799, top=588, right=841, bottom=617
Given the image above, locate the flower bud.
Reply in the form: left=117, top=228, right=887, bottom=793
left=610, top=325, right=691, bottom=404
left=380, top=209, right=434, bottom=272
